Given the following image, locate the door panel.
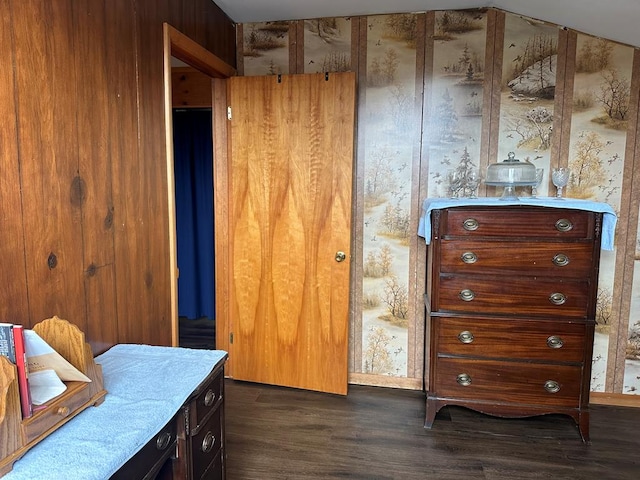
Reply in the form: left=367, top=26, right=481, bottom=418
left=228, top=72, right=355, bottom=395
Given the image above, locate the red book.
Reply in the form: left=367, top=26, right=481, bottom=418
left=12, top=325, right=33, bottom=419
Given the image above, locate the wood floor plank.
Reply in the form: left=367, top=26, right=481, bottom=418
left=225, top=380, right=640, bottom=479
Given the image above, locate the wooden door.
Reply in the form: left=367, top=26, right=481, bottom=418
left=227, top=72, right=355, bottom=395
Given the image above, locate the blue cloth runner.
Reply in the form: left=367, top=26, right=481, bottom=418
left=4, top=344, right=227, bottom=480
left=417, top=197, right=617, bottom=250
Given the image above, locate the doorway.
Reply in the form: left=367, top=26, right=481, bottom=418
left=162, top=23, right=235, bottom=347
left=173, top=108, right=216, bottom=349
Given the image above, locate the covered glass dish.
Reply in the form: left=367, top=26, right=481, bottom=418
left=485, top=151, right=537, bottom=200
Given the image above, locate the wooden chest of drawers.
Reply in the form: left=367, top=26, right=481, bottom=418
left=424, top=205, right=603, bottom=442
left=176, top=365, right=226, bottom=480
left=186, top=366, right=225, bottom=480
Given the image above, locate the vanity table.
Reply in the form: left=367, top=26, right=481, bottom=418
left=3, top=344, right=228, bottom=480
left=419, top=197, right=616, bottom=443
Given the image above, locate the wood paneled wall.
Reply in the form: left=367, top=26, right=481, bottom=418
left=0, top=0, right=235, bottom=354
left=172, top=67, right=213, bottom=107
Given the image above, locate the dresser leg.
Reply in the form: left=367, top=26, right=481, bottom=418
left=578, top=411, right=591, bottom=444
left=424, top=397, right=437, bottom=429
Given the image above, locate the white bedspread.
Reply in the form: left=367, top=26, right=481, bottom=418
left=417, top=197, right=618, bottom=250
left=4, top=344, right=227, bottom=480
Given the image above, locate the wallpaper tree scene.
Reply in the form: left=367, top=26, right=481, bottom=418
left=304, top=17, right=352, bottom=74
left=428, top=10, right=487, bottom=199
left=241, top=21, right=290, bottom=76
left=568, top=35, right=635, bottom=391
left=360, top=14, right=418, bottom=377
left=629, top=210, right=640, bottom=393
left=495, top=15, right=558, bottom=196
left=238, top=8, right=640, bottom=396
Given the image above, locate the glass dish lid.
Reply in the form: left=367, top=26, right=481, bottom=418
left=485, top=152, right=537, bottom=186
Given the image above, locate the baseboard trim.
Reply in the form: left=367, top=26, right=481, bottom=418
left=590, top=392, right=640, bottom=408
left=348, top=373, right=422, bottom=390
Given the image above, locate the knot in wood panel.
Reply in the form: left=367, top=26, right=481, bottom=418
left=104, top=206, right=114, bottom=230
left=70, top=175, right=87, bottom=207
left=47, top=252, right=58, bottom=270
left=85, top=263, right=97, bottom=277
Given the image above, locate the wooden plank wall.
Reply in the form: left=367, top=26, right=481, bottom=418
left=0, top=0, right=235, bottom=354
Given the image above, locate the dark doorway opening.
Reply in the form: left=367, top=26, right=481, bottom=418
left=173, top=108, right=216, bottom=349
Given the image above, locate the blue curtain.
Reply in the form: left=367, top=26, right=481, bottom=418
left=173, top=109, right=215, bottom=320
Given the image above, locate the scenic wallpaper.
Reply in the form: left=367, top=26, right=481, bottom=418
left=237, top=9, right=640, bottom=395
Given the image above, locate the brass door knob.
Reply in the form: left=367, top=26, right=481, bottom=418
left=335, top=251, right=346, bottom=262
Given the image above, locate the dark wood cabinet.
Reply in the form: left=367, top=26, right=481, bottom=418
left=112, top=413, right=179, bottom=480
left=181, top=366, right=226, bottom=480
left=1, top=343, right=227, bottom=480
left=424, top=205, right=603, bottom=442
left=114, top=360, right=227, bottom=480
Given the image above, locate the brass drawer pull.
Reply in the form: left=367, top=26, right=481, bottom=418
left=555, top=218, right=573, bottom=232
left=549, top=292, right=566, bottom=305
left=461, top=252, right=478, bottom=264
left=456, top=373, right=472, bottom=386
left=156, top=432, right=172, bottom=451
left=201, top=431, right=216, bottom=453
left=552, top=253, right=570, bottom=267
left=462, top=218, right=479, bottom=231
left=544, top=380, right=561, bottom=393
left=56, top=406, right=70, bottom=417
left=459, top=289, right=475, bottom=302
left=204, top=389, right=217, bottom=407
left=547, top=335, right=564, bottom=349
left=457, top=331, right=474, bottom=344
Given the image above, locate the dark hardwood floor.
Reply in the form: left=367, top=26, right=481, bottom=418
left=224, top=380, right=640, bottom=480
left=179, top=316, right=216, bottom=350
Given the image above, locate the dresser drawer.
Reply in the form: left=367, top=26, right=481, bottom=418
left=434, top=316, right=587, bottom=362
left=441, top=207, right=595, bottom=240
left=436, top=275, right=591, bottom=318
left=434, top=358, right=582, bottom=407
left=190, top=369, right=224, bottom=435
left=439, top=240, right=595, bottom=277
left=111, top=412, right=178, bottom=480
left=191, top=405, right=223, bottom=480
left=23, top=381, right=91, bottom=443
left=200, top=449, right=223, bottom=480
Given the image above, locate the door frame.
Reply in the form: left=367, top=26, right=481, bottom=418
left=162, top=23, right=235, bottom=346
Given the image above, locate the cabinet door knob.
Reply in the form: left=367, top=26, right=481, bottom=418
left=548, top=292, right=566, bottom=305
left=547, top=335, right=564, bottom=348
left=461, top=252, right=478, bottom=264
left=555, top=218, right=573, bottom=232
left=456, top=373, right=472, bottom=386
left=457, top=331, right=474, bottom=344
left=462, top=218, right=479, bottom=231
left=459, top=289, right=475, bottom=302
left=552, top=253, right=570, bottom=267
left=544, top=380, right=561, bottom=393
